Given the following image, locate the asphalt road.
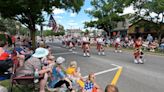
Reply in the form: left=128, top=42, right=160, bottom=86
left=48, top=41, right=164, bottom=92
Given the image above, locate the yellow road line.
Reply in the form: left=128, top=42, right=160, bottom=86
left=111, top=67, right=123, bottom=85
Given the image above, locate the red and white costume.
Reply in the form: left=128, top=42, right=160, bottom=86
left=81, top=36, right=90, bottom=57
left=96, top=37, right=105, bottom=55
left=133, top=38, right=143, bottom=64
left=114, top=37, right=122, bottom=52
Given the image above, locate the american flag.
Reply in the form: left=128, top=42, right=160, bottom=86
left=48, top=14, right=58, bottom=32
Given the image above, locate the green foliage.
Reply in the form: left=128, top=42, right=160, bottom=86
left=131, top=0, right=164, bottom=40
left=0, top=17, right=29, bottom=35
left=0, top=20, right=6, bottom=32
left=0, top=18, right=17, bottom=35
left=0, top=80, right=36, bottom=92
left=19, top=27, right=29, bottom=35
left=54, top=31, right=65, bottom=36
left=0, top=0, right=84, bottom=48
left=58, top=24, right=65, bottom=32
left=85, top=0, right=132, bottom=35
left=0, top=0, right=84, bottom=28
left=43, top=30, right=65, bottom=36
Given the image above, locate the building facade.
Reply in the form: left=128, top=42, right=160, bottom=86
left=66, top=29, right=81, bottom=37
left=111, top=19, right=129, bottom=37
left=128, top=19, right=164, bottom=39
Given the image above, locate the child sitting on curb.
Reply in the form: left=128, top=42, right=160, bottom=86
left=84, top=73, right=102, bottom=92
left=66, top=61, right=85, bottom=90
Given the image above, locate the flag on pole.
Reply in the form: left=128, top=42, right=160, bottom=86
left=48, top=14, right=58, bottom=32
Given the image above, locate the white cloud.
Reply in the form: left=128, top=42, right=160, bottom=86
left=81, top=20, right=85, bottom=23
left=53, top=8, right=66, bottom=15
left=58, top=20, right=62, bottom=22
left=68, top=20, right=78, bottom=26
left=68, top=23, right=78, bottom=26
left=70, top=13, right=77, bottom=17
left=53, top=15, right=63, bottom=19
left=81, top=19, right=91, bottom=23
left=86, top=7, right=93, bottom=11
left=123, top=6, right=135, bottom=14
left=68, top=20, right=75, bottom=23
left=92, top=18, right=98, bottom=21
left=56, top=20, right=62, bottom=23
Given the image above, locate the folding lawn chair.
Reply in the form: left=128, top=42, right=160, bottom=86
left=9, top=50, right=43, bottom=92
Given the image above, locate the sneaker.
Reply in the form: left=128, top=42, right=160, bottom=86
left=83, top=53, right=86, bottom=57
left=115, top=50, right=118, bottom=53
left=119, top=50, right=122, bottom=53
left=134, top=59, right=138, bottom=64
left=98, top=52, right=101, bottom=55
left=139, top=59, right=144, bottom=64
left=102, top=52, right=105, bottom=55
left=87, top=53, right=90, bottom=57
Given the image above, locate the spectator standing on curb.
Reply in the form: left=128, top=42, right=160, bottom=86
left=146, top=34, right=153, bottom=43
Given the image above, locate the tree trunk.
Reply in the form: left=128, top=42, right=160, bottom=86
left=26, top=13, right=36, bottom=50
left=30, top=28, right=36, bottom=50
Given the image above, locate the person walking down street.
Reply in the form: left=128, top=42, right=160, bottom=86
left=96, top=35, right=105, bottom=55
left=114, top=36, right=122, bottom=53
left=133, top=37, right=144, bottom=64
left=81, top=33, right=90, bottom=57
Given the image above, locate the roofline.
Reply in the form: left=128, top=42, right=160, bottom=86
left=128, top=18, right=163, bottom=28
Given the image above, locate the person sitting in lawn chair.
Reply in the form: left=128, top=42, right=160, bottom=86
left=48, top=57, right=75, bottom=92
left=15, top=47, right=52, bottom=92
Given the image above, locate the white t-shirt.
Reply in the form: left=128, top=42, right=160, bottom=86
left=97, top=37, right=103, bottom=43
left=115, top=37, right=121, bottom=43
left=82, top=37, right=89, bottom=42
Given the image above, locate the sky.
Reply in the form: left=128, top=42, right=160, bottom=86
left=41, top=0, right=135, bottom=30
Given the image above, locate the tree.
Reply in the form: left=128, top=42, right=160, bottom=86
left=43, top=30, right=65, bottom=36
left=132, top=0, right=164, bottom=40
left=0, top=19, right=6, bottom=32
left=19, top=26, right=29, bottom=36
left=58, top=24, right=65, bottom=32
left=0, top=0, right=84, bottom=49
left=85, top=0, right=134, bottom=36
left=0, top=17, right=17, bottom=35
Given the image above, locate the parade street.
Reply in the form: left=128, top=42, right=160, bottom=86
left=49, top=42, right=164, bottom=92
